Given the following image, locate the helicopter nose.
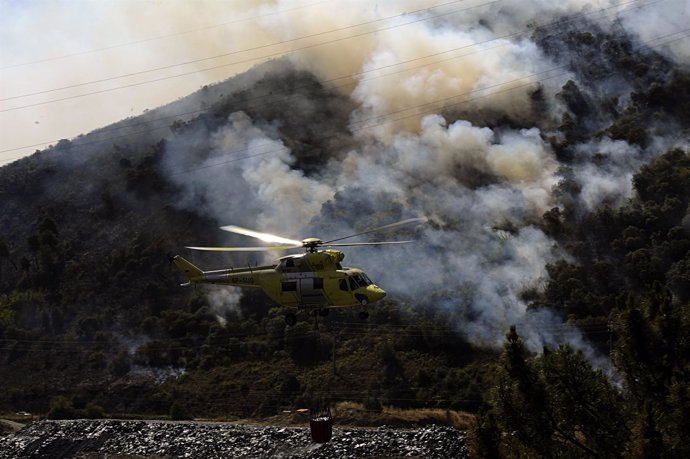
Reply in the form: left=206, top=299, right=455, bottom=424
left=367, top=285, right=386, bottom=302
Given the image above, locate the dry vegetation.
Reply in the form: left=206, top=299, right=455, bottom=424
left=332, top=401, right=474, bottom=429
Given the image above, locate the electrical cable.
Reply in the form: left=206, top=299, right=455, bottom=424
left=0, top=0, right=497, bottom=104
left=0, top=0, right=666, bottom=160
left=0, top=0, right=656, bottom=157
left=0, top=0, right=332, bottom=71
left=3, top=25, right=683, bottom=169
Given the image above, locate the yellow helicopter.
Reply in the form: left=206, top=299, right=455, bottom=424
left=172, top=218, right=423, bottom=325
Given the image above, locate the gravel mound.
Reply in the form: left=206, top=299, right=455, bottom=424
left=0, top=419, right=468, bottom=458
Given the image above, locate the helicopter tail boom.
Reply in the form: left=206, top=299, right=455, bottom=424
left=172, top=255, right=270, bottom=287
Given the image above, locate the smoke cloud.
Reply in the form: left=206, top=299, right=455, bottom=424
left=146, top=0, right=690, bottom=366
left=205, top=285, right=243, bottom=326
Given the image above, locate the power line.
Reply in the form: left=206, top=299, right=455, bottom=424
left=3, top=0, right=661, bottom=105
left=0, top=0, right=579, bottom=155
left=0, top=0, right=676, bottom=165
left=0, top=0, right=658, bottom=145
left=0, top=0, right=494, bottom=105
left=0, top=0, right=332, bottom=71
left=0, top=316, right=613, bottom=348
left=0, top=0, right=669, bottom=161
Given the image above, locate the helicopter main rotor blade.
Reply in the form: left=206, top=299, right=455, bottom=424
left=325, top=241, right=414, bottom=247
left=323, top=217, right=426, bottom=244
left=186, top=245, right=299, bottom=252
left=219, top=225, right=302, bottom=246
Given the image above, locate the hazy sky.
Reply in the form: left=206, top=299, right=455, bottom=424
left=0, top=0, right=335, bottom=165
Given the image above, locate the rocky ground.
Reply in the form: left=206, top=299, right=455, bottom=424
left=0, top=419, right=468, bottom=458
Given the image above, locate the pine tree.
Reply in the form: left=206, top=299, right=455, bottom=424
left=490, top=326, right=557, bottom=457
left=476, top=327, right=631, bottom=458
left=613, top=285, right=690, bottom=457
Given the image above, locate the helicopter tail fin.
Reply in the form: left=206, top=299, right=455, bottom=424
left=171, top=255, right=204, bottom=285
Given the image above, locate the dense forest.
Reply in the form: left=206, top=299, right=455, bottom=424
left=1, top=15, right=689, bottom=459
left=472, top=148, right=690, bottom=457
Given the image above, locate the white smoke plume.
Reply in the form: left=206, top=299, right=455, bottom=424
left=155, top=0, right=689, bottom=365
left=165, top=110, right=333, bottom=233
left=205, top=285, right=243, bottom=326
left=618, top=0, right=690, bottom=65
left=570, top=138, right=643, bottom=211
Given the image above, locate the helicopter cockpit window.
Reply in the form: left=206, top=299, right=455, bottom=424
left=348, top=277, right=358, bottom=290
left=339, top=279, right=349, bottom=291
left=348, top=274, right=370, bottom=290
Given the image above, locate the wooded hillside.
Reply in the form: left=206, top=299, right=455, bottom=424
left=1, top=21, right=689, bottom=457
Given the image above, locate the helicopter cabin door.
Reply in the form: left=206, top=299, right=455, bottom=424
left=298, top=276, right=327, bottom=306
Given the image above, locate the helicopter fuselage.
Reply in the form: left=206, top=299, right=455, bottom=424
left=172, top=249, right=385, bottom=310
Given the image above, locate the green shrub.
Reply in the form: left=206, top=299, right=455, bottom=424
left=47, top=396, right=76, bottom=420
left=169, top=401, right=192, bottom=420
left=363, top=396, right=383, bottom=413
left=85, top=403, right=106, bottom=419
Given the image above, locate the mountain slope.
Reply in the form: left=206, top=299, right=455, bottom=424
left=0, top=15, right=688, bottom=424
